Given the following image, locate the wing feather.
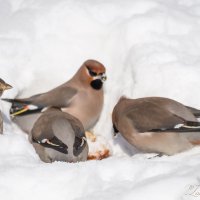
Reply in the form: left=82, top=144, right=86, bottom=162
left=126, top=101, right=185, bottom=133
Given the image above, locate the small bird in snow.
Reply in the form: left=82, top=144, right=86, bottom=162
left=0, top=79, right=12, bottom=97
left=30, top=107, right=88, bottom=163
left=3, top=60, right=107, bottom=133
left=112, top=96, right=200, bottom=156
left=0, top=79, right=12, bottom=134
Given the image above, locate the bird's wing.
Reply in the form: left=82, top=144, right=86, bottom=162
left=32, top=135, right=68, bottom=154
left=23, top=85, right=77, bottom=107
left=3, top=86, right=77, bottom=116
left=126, top=100, right=200, bottom=133
left=185, top=106, right=200, bottom=117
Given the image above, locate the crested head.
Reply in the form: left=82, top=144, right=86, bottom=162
left=75, top=59, right=107, bottom=90
left=84, top=60, right=106, bottom=75
left=0, top=78, right=12, bottom=95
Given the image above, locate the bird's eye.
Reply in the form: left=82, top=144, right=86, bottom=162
left=88, top=70, right=97, bottom=77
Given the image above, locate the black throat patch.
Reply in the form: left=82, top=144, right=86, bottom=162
left=90, top=79, right=103, bottom=90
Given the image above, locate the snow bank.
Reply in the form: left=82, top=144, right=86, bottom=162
left=1, top=0, right=200, bottom=199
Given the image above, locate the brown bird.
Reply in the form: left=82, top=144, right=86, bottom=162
left=0, top=78, right=12, bottom=134
left=30, top=107, right=88, bottom=163
left=3, top=60, right=107, bottom=133
left=112, top=96, right=200, bottom=156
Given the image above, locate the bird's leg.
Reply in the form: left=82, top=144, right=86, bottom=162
left=85, top=131, right=96, bottom=142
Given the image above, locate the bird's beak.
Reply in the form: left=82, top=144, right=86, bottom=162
left=3, top=83, right=12, bottom=91
left=101, top=73, right=107, bottom=82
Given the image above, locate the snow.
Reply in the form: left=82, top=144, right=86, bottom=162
left=1, top=0, right=200, bottom=199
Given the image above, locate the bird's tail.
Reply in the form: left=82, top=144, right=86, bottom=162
left=2, top=98, right=43, bottom=117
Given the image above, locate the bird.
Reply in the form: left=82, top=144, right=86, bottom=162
left=112, top=96, right=200, bottom=156
left=29, top=107, right=88, bottom=163
left=0, top=78, right=12, bottom=97
left=3, top=60, right=107, bottom=133
left=0, top=79, right=12, bottom=134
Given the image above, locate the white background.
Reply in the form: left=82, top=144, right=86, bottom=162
left=1, top=0, right=200, bottom=199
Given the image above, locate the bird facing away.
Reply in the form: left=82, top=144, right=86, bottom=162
left=30, top=107, right=88, bottom=163
left=3, top=60, right=107, bottom=133
left=112, top=96, right=200, bottom=156
left=0, top=79, right=12, bottom=134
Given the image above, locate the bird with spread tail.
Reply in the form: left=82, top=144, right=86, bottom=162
left=112, top=96, right=200, bottom=156
left=30, top=107, right=88, bottom=163
left=0, top=79, right=12, bottom=134
left=3, top=60, right=107, bottom=134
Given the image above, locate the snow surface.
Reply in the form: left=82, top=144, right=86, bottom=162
left=1, top=0, right=200, bottom=199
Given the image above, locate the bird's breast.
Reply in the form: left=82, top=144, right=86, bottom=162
left=62, top=90, right=103, bottom=130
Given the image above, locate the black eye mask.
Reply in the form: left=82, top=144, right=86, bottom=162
left=89, top=70, right=97, bottom=77
left=90, top=79, right=103, bottom=90
left=86, top=67, right=97, bottom=77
